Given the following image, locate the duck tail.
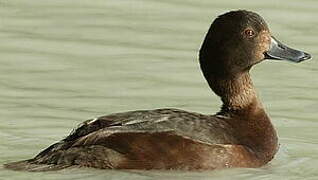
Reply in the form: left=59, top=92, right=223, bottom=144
left=3, top=159, right=70, bottom=172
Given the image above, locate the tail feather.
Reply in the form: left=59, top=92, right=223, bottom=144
left=3, top=145, right=120, bottom=171
left=3, top=159, right=72, bottom=172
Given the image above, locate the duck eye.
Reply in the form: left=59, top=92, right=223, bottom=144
left=244, top=29, right=255, bottom=37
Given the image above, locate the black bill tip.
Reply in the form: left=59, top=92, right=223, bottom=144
left=300, top=52, right=311, bottom=61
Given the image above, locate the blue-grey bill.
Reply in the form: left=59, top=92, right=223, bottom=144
left=264, top=36, right=311, bottom=63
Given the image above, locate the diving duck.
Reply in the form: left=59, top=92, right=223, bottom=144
left=4, top=10, right=311, bottom=171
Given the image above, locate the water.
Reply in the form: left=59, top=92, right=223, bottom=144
left=0, top=0, right=317, bottom=179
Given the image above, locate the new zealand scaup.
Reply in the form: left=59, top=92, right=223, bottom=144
left=4, top=10, right=311, bottom=171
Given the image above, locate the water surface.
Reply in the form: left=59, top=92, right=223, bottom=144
left=1, top=0, right=317, bottom=179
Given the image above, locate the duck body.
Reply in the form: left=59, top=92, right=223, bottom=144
left=5, top=106, right=277, bottom=171
left=4, top=10, right=310, bottom=171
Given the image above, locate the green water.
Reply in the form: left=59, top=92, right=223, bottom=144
left=0, top=0, right=317, bottom=179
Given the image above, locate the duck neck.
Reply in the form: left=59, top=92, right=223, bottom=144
left=209, top=72, right=259, bottom=112
left=207, top=72, right=278, bottom=163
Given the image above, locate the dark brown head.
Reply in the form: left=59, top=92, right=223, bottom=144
left=199, top=10, right=311, bottom=80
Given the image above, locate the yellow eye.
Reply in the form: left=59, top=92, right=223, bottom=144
left=244, top=29, right=255, bottom=37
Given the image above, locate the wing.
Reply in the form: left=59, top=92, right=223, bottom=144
left=63, top=108, right=174, bottom=142
left=64, top=108, right=236, bottom=144
left=29, top=108, right=238, bottom=170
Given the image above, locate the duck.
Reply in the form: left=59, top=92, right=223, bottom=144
left=4, top=10, right=311, bottom=171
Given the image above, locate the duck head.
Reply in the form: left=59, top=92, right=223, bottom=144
left=199, top=10, right=311, bottom=79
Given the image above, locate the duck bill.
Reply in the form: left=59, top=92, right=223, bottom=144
left=264, top=36, right=311, bottom=63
